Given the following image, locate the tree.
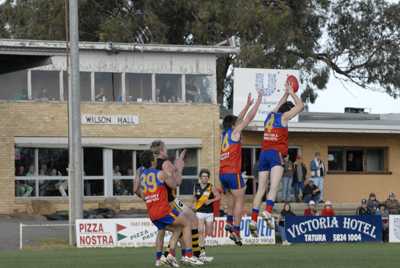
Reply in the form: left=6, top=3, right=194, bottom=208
left=1, top=0, right=399, bottom=104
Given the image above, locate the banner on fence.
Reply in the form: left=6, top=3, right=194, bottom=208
left=284, top=216, right=382, bottom=243
left=389, top=215, right=400, bottom=243
left=76, top=216, right=275, bottom=248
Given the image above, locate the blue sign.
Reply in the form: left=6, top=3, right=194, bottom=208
left=285, top=216, right=382, bottom=243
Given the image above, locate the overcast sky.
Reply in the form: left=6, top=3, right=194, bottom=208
left=308, top=73, right=400, bottom=114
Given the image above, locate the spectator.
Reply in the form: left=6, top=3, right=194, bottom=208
left=292, top=155, right=307, bottom=202
left=367, top=192, right=380, bottom=214
left=113, top=165, right=122, bottom=176
left=16, top=166, right=25, bottom=176
left=379, top=204, right=389, bottom=242
left=356, top=199, right=372, bottom=215
left=39, top=164, right=48, bottom=175
left=282, top=155, right=294, bottom=202
left=303, top=179, right=321, bottom=204
left=26, top=165, right=35, bottom=176
left=95, top=88, right=106, bottom=102
left=304, top=200, right=318, bottom=216
left=384, top=192, right=400, bottom=214
left=320, top=200, right=336, bottom=216
left=278, top=202, right=295, bottom=245
left=310, top=152, right=326, bottom=202
left=39, top=88, right=49, bottom=101
left=15, top=180, right=33, bottom=197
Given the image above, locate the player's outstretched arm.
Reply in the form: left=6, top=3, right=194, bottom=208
left=163, top=149, right=186, bottom=189
left=282, top=82, right=304, bottom=123
left=232, top=91, right=263, bottom=140
left=237, top=93, right=253, bottom=123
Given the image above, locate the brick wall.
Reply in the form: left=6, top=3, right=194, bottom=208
left=0, top=101, right=221, bottom=214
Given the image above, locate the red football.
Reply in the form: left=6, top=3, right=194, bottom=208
left=286, top=75, right=299, bottom=93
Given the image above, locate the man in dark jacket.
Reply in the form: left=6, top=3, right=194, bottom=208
left=303, top=179, right=320, bottom=204
left=292, top=155, right=307, bottom=202
left=356, top=199, right=372, bottom=215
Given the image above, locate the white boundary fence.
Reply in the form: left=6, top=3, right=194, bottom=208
left=19, top=223, right=73, bottom=250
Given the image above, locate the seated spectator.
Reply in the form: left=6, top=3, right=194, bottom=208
left=320, top=200, right=336, bottom=216
left=15, top=181, right=33, bottom=197
left=356, top=199, right=372, bottom=215
left=113, top=165, right=122, bottom=176
left=303, top=179, right=320, bottom=204
left=95, top=88, right=106, bottom=102
left=39, top=164, right=48, bottom=176
left=26, top=165, right=35, bottom=176
left=367, top=192, right=380, bottom=214
left=278, top=202, right=295, bottom=245
left=56, top=180, right=68, bottom=197
left=378, top=204, right=389, bottom=242
left=384, top=192, right=400, bottom=214
left=16, top=166, right=25, bottom=176
left=304, top=200, right=318, bottom=216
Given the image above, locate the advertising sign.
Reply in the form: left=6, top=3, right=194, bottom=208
left=76, top=217, right=275, bottom=248
left=285, top=216, right=382, bottom=243
left=233, top=68, right=301, bottom=122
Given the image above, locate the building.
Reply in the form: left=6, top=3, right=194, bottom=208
left=1, top=39, right=399, bottom=215
left=242, top=111, right=400, bottom=203
left=0, top=39, right=238, bottom=214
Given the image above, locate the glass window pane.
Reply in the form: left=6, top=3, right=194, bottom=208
left=113, top=150, right=133, bottom=175
left=113, top=179, right=133, bottom=196
left=31, top=70, right=60, bottom=101
left=15, top=180, right=35, bottom=197
left=328, top=149, right=344, bottom=171
left=186, top=75, right=212, bottom=103
left=84, top=180, right=104, bottom=196
left=95, top=72, right=122, bottom=102
left=0, top=70, right=28, bottom=100
left=38, top=149, right=68, bottom=176
left=15, top=147, right=35, bottom=176
left=346, top=150, right=363, bottom=172
left=366, top=149, right=385, bottom=172
left=179, top=179, right=197, bottom=195
left=155, top=74, right=182, bottom=103
left=84, top=148, right=103, bottom=176
left=39, top=180, right=67, bottom=197
left=183, top=149, right=198, bottom=176
left=126, top=73, right=152, bottom=102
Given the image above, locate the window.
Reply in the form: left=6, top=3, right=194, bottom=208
left=38, top=148, right=68, bottom=197
left=155, top=74, right=182, bottom=103
left=95, top=72, right=122, bottom=102
left=0, top=70, right=28, bottom=100
left=84, top=148, right=104, bottom=196
left=31, top=70, right=60, bottom=101
left=126, top=73, right=152, bottom=102
left=113, top=150, right=134, bottom=196
left=63, top=71, right=92, bottom=101
left=185, top=75, right=212, bottom=103
left=328, top=147, right=388, bottom=173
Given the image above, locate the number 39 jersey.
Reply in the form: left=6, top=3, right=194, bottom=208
left=142, top=167, right=172, bottom=220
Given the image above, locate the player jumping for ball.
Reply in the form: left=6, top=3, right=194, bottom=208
left=249, top=80, right=304, bottom=236
left=220, top=91, right=262, bottom=245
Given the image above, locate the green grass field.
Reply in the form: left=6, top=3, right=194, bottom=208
left=1, top=244, right=400, bottom=268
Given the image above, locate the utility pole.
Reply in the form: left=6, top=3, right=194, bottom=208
left=68, top=0, right=83, bottom=246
